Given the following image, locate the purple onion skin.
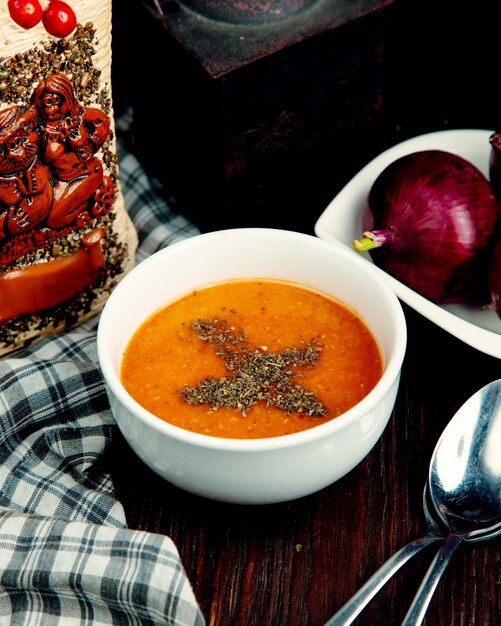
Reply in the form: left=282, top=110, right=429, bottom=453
left=489, top=238, right=501, bottom=317
left=362, top=150, right=501, bottom=304
left=489, top=131, right=501, bottom=201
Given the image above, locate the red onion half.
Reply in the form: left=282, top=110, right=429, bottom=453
left=488, top=239, right=501, bottom=317
left=489, top=131, right=501, bottom=201
left=354, top=150, right=501, bottom=304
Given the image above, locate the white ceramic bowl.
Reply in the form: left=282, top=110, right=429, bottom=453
left=97, top=228, right=407, bottom=504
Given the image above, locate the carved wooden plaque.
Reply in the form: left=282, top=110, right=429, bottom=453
left=0, top=0, right=137, bottom=354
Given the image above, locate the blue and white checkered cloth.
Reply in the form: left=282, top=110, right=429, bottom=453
left=0, top=118, right=205, bottom=625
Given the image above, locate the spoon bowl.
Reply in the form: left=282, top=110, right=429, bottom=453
left=429, top=380, right=501, bottom=534
left=422, top=481, right=501, bottom=543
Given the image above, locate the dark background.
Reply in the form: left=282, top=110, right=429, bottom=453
left=111, top=0, right=501, bottom=234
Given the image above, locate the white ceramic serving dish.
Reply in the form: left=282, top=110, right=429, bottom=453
left=315, top=129, right=501, bottom=359
left=97, top=228, right=407, bottom=504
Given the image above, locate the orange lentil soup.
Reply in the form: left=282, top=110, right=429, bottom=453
left=121, top=279, right=383, bottom=439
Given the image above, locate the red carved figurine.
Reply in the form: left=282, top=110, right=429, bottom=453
left=32, top=72, right=112, bottom=228
left=0, top=105, right=53, bottom=238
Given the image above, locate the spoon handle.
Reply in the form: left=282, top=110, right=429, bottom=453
left=323, top=534, right=441, bottom=626
left=400, top=533, right=464, bottom=626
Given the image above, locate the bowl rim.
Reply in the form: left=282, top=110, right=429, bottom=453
left=97, top=227, right=407, bottom=452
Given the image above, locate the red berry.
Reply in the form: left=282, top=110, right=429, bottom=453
left=8, top=0, right=43, bottom=29
left=42, top=0, right=77, bottom=38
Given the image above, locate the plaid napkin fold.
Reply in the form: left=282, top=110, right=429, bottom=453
left=0, top=135, right=205, bottom=625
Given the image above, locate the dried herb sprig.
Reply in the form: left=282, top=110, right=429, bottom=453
left=179, top=319, right=328, bottom=417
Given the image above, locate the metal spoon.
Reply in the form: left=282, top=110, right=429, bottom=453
left=401, top=379, right=501, bottom=625
left=323, top=379, right=501, bottom=626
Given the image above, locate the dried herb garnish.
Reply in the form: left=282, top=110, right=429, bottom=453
left=179, top=319, right=328, bottom=417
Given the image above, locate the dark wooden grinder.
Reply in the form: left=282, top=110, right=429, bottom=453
left=126, top=0, right=395, bottom=233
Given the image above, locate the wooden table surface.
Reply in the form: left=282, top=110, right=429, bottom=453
left=110, top=303, right=501, bottom=626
